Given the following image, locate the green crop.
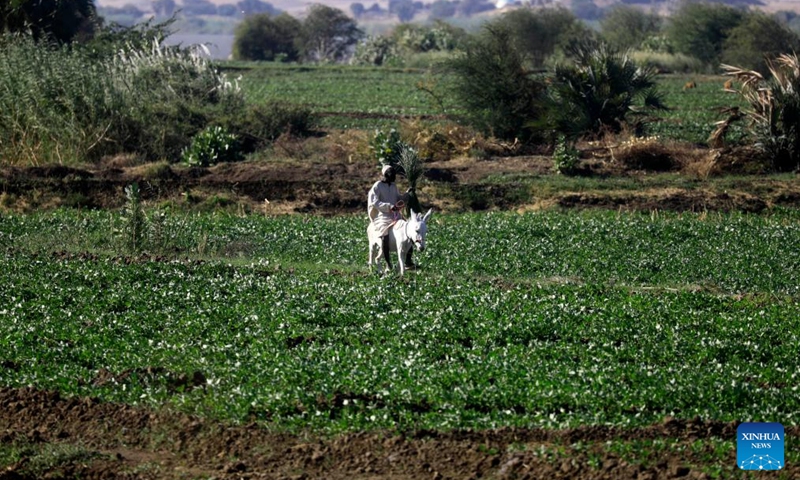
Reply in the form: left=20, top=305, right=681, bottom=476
left=0, top=209, right=798, bottom=433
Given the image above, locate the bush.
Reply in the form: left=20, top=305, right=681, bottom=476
left=222, top=102, right=316, bottom=153
left=182, top=126, right=243, bottom=167
left=629, top=51, right=706, bottom=74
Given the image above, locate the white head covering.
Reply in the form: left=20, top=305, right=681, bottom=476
left=381, top=165, right=393, bottom=175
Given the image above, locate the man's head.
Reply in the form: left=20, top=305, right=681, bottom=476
left=381, top=165, right=396, bottom=183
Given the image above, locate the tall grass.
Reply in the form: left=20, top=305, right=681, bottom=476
left=0, top=34, right=241, bottom=166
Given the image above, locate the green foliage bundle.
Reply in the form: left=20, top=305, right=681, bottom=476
left=181, top=126, right=243, bottom=167
left=546, top=42, right=666, bottom=139
left=370, top=129, right=405, bottom=166
left=442, top=24, right=547, bottom=142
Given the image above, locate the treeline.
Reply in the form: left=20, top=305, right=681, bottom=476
left=229, top=2, right=800, bottom=76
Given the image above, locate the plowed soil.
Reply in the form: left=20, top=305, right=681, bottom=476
left=3, top=387, right=794, bottom=480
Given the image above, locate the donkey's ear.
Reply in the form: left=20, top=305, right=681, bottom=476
left=422, top=208, right=433, bottom=222
left=411, top=209, right=419, bottom=218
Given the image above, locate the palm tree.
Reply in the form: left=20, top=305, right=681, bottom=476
left=719, top=54, right=800, bottom=171
left=546, top=42, right=666, bottom=139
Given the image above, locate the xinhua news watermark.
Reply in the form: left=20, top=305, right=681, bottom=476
left=737, top=422, right=784, bottom=471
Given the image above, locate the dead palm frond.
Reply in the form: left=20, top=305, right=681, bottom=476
left=719, top=54, right=800, bottom=171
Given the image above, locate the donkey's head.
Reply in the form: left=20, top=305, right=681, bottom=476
left=408, top=208, right=433, bottom=252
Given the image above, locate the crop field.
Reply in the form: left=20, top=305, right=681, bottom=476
left=2, top=209, right=799, bottom=435
left=235, top=63, right=749, bottom=143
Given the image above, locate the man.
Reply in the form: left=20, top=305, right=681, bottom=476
left=368, top=165, right=415, bottom=271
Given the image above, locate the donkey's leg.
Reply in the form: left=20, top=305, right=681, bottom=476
left=381, top=235, right=392, bottom=272
left=397, top=242, right=407, bottom=276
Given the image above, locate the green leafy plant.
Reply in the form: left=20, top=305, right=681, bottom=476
left=552, top=136, right=580, bottom=174
left=122, top=182, right=146, bottom=252
left=182, top=126, right=243, bottom=167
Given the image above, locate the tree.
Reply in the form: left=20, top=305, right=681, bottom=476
left=722, top=55, right=800, bottom=171
left=722, top=13, right=800, bottom=75
left=217, top=4, right=239, bottom=17
left=298, top=4, right=363, bottom=63
left=458, top=0, right=495, bottom=16
left=232, top=12, right=301, bottom=61
left=152, top=0, right=176, bottom=16
left=492, top=6, right=587, bottom=67
left=600, top=5, right=662, bottom=51
left=350, top=2, right=365, bottom=18
left=1, top=0, right=98, bottom=43
left=392, top=0, right=416, bottom=22
left=430, top=0, right=456, bottom=19
left=237, top=0, right=277, bottom=16
left=666, top=1, right=743, bottom=66
left=181, top=0, right=217, bottom=16
left=442, top=24, right=547, bottom=142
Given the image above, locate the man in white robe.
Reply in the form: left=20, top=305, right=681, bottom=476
left=368, top=165, right=414, bottom=270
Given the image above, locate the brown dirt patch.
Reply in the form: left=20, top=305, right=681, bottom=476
left=1, top=387, right=794, bottom=479
left=1, top=148, right=798, bottom=214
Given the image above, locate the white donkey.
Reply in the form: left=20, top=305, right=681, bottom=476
left=368, top=208, right=432, bottom=276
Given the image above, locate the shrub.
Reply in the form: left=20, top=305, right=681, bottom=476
left=630, top=51, right=706, bottom=74
left=222, top=102, right=315, bottom=153
left=182, top=126, right=243, bottom=167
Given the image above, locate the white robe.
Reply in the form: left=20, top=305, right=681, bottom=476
left=368, top=180, right=407, bottom=237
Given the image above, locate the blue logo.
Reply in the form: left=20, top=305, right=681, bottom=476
left=737, top=422, right=784, bottom=471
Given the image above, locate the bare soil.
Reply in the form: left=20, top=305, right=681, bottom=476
left=3, top=386, right=796, bottom=480
left=1, top=151, right=798, bottom=215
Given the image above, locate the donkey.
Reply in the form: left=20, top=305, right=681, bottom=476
left=368, top=208, right=432, bottom=276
